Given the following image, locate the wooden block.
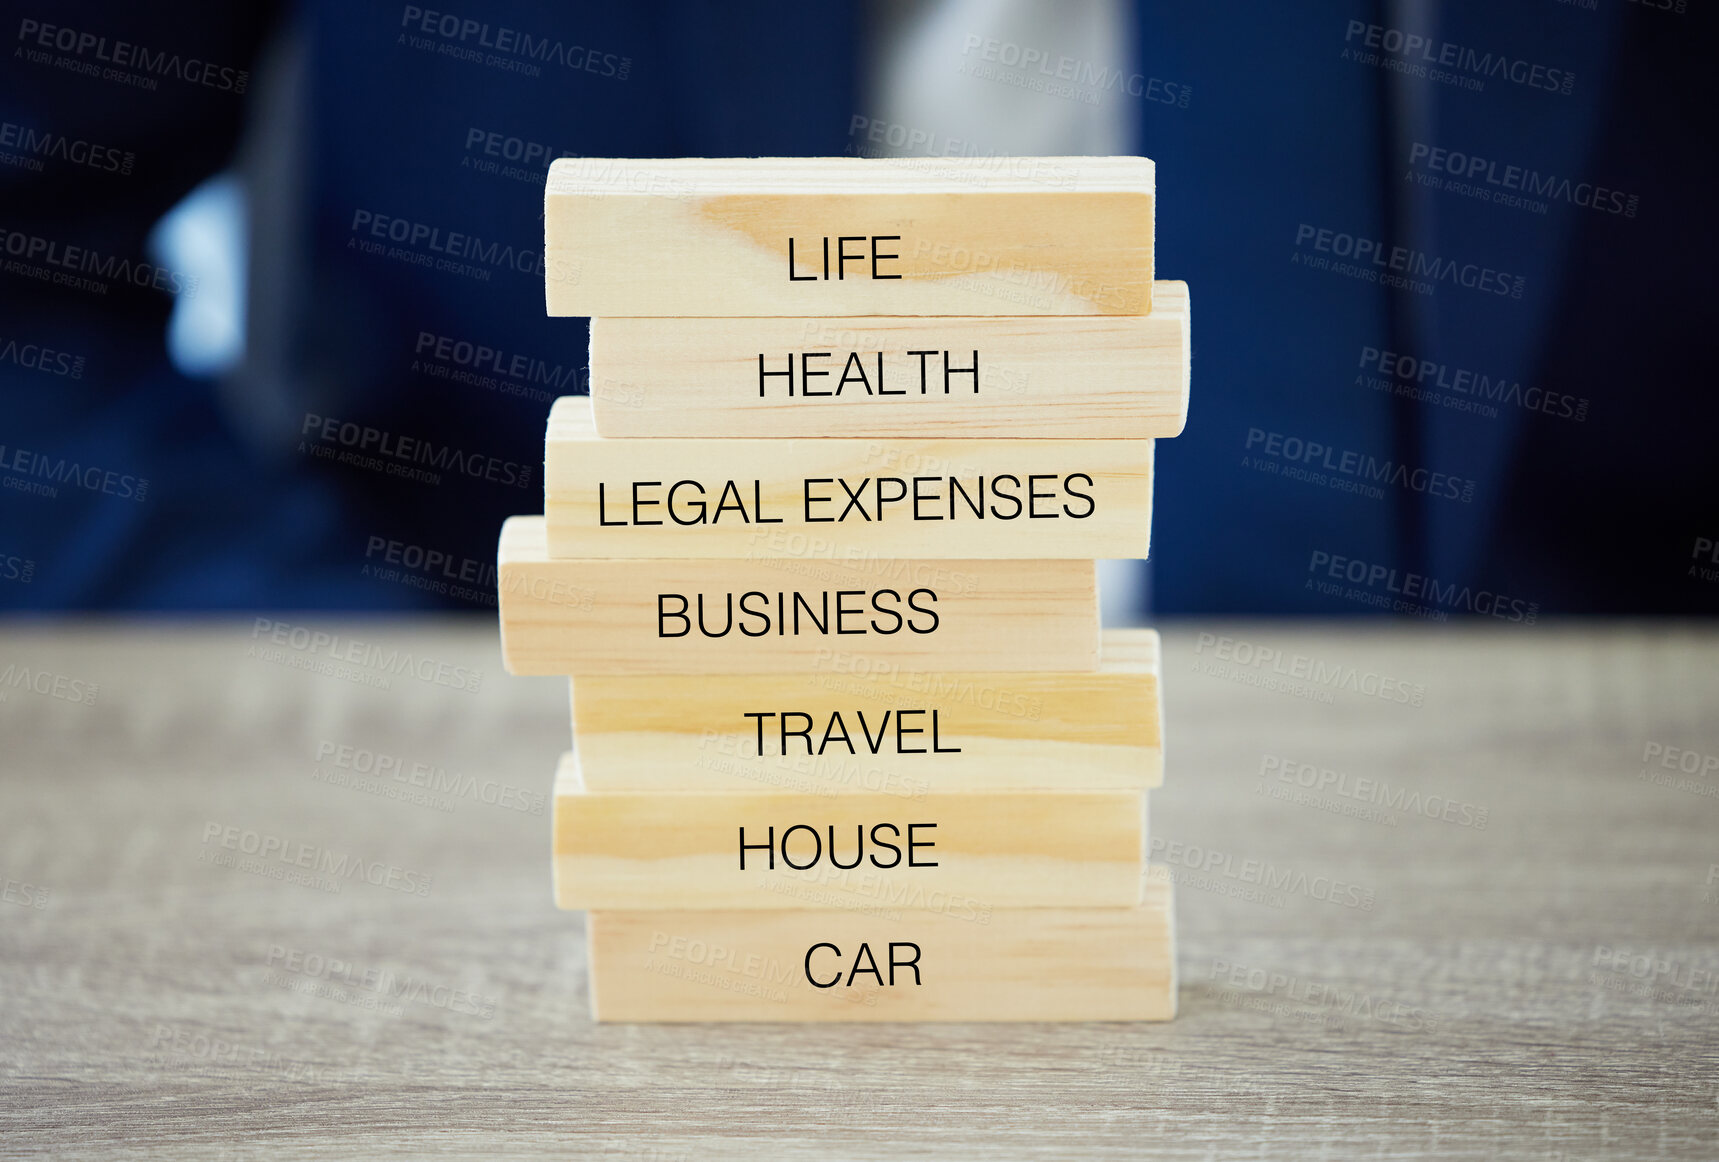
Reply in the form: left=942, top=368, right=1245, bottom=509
left=553, top=754, right=1146, bottom=911
left=544, top=396, right=1153, bottom=560
left=571, top=629, right=1163, bottom=794
left=589, top=283, right=1189, bottom=439
left=545, top=155, right=1154, bottom=317
left=585, top=866, right=1176, bottom=1022
left=497, top=516, right=1098, bottom=675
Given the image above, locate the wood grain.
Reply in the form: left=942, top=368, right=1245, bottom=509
left=588, top=283, right=1189, bottom=439
left=497, top=515, right=1100, bottom=675
left=5, top=622, right=1718, bottom=1157
left=544, top=156, right=1154, bottom=316
left=544, top=396, right=1154, bottom=560
left=571, top=628, right=1163, bottom=793
left=585, top=866, right=1174, bottom=1022
left=552, top=753, right=1146, bottom=911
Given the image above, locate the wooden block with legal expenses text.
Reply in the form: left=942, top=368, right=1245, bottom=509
left=589, top=282, right=1190, bottom=439
left=497, top=516, right=1099, bottom=675
left=552, top=753, right=1146, bottom=911
left=585, top=866, right=1176, bottom=1022
left=545, top=155, right=1154, bottom=317
left=571, top=628, right=1164, bottom=794
left=544, top=396, right=1154, bottom=560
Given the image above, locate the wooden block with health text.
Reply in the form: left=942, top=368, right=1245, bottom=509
left=585, top=865, right=1176, bottom=1022
left=552, top=753, right=1146, bottom=911
left=497, top=516, right=1098, bottom=675
left=545, top=155, right=1154, bottom=317
left=572, top=628, right=1163, bottom=795
left=590, top=282, right=1189, bottom=439
left=544, top=396, right=1153, bottom=560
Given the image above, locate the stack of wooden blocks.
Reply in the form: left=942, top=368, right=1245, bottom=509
left=497, top=156, right=1190, bottom=1021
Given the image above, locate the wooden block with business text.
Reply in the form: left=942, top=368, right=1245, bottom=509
left=571, top=629, right=1163, bottom=794
left=497, top=516, right=1099, bottom=675
left=545, top=155, right=1154, bottom=317
left=585, top=866, right=1176, bottom=1022
left=589, top=282, right=1189, bottom=439
left=544, top=397, right=1153, bottom=560
left=552, top=754, right=1146, bottom=911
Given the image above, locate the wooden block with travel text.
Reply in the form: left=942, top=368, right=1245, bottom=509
left=545, top=155, right=1154, bottom=317
left=497, top=516, right=1099, bottom=675
left=571, top=628, right=1164, bottom=794
left=552, top=753, right=1147, bottom=911
left=588, top=282, right=1190, bottom=439
left=585, top=866, right=1176, bottom=1022
left=544, top=396, right=1154, bottom=560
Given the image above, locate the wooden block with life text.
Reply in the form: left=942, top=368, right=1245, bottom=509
left=552, top=753, right=1147, bottom=911
left=585, top=866, right=1176, bottom=1022
left=571, top=629, right=1163, bottom=794
left=544, top=396, right=1153, bottom=560
left=497, top=516, right=1099, bottom=675
left=545, top=155, right=1154, bottom=317
left=589, top=282, right=1189, bottom=439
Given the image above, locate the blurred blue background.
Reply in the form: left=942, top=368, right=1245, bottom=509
left=1, top=0, right=1714, bottom=616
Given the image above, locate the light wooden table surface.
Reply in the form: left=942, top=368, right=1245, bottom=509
left=2, top=620, right=1716, bottom=1159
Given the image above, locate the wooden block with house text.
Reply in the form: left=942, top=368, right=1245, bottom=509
left=552, top=752, right=1147, bottom=911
